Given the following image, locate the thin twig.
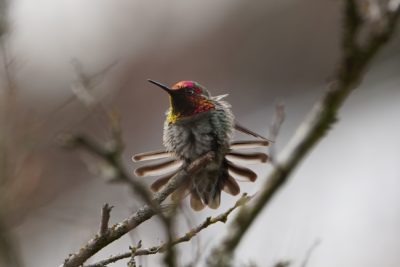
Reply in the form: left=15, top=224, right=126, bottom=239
left=268, top=102, right=285, bottom=164
left=61, top=151, right=215, bottom=267
left=26, top=59, right=118, bottom=140
left=62, top=61, right=157, bottom=212
left=127, top=240, right=142, bottom=267
left=300, top=239, right=321, bottom=267
left=71, top=58, right=118, bottom=89
left=207, top=2, right=400, bottom=266
left=84, top=194, right=251, bottom=267
left=99, top=204, right=113, bottom=236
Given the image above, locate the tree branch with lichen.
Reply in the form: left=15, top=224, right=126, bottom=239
left=83, top=194, right=251, bottom=267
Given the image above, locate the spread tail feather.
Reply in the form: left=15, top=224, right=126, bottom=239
left=227, top=161, right=257, bottom=182
left=150, top=172, right=176, bottom=192
left=150, top=172, right=191, bottom=205
left=132, top=150, right=173, bottom=162
left=227, top=151, right=269, bottom=163
left=208, top=191, right=221, bottom=209
left=230, top=140, right=270, bottom=149
left=171, top=179, right=190, bottom=201
left=223, top=175, right=240, bottom=196
left=136, top=148, right=262, bottom=211
left=134, top=159, right=181, bottom=177
left=190, top=191, right=205, bottom=211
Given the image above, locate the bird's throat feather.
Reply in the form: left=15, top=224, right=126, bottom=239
left=167, top=96, right=215, bottom=124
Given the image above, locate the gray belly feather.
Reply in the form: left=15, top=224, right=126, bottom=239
left=162, top=100, right=234, bottom=206
left=163, top=113, right=217, bottom=161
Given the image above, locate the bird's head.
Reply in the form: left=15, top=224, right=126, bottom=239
left=148, top=79, right=215, bottom=123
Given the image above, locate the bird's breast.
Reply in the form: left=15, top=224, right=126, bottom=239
left=163, top=111, right=231, bottom=162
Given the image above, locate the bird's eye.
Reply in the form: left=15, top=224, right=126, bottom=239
left=187, top=88, right=195, bottom=95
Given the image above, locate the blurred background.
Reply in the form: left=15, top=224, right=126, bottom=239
left=0, top=0, right=399, bottom=266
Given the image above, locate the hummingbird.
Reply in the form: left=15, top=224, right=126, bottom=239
left=132, top=80, right=270, bottom=211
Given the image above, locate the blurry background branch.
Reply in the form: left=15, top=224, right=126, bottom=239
left=207, top=1, right=400, bottom=266
left=0, top=0, right=24, bottom=266
left=63, top=132, right=155, bottom=207
left=65, top=59, right=160, bottom=208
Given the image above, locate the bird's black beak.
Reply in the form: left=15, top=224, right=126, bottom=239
left=147, top=79, right=172, bottom=94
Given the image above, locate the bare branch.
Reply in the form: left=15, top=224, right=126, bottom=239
left=84, top=194, right=250, bottom=267
left=61, top=151, right=215, bottom=267
left=99, top=204, right=113, bottom=236
left=62, top=63, right=156, bottom=211
left=207, top=2, right=400, bottom=266
left=269, top=102, right=285, bottom=140
left=71, top=58, right=117, bottom=93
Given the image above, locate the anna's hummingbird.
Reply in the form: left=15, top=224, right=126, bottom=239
left=133, top=80, right=270, bottom=211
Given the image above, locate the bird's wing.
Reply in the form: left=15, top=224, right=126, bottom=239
left=234, top=121, right=273, bottom=142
